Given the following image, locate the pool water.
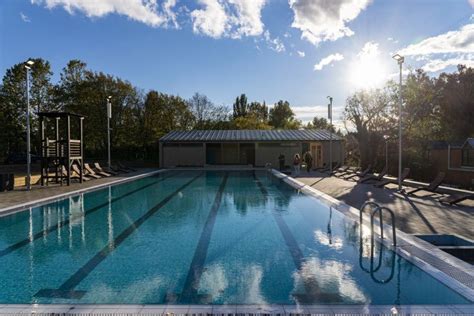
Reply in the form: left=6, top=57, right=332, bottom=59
left=0, top=170, right=471, bottom=305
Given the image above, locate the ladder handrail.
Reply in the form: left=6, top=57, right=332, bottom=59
left=370, top=206, right=397, bottom=248
left=359, top=201, right=383, bottom=273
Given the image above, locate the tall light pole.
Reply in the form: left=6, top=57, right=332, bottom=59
left=24, top=60, right=34, bottom=191
left=327, top=96, right=333, bottom=172
left=383, top=135, right=389, bottom=170
left=392, top=54, right=404, bottom=191
left=106, top=96, right=112, bottom=169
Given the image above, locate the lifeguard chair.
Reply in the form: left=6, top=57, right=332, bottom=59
left=38, top=112, right=85, bottom=186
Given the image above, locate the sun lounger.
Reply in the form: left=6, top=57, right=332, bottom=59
left=406, top=172, right=445, bottom=195
left=94, top=162, right=117, bottom=176
left=110, top=164, right=129, bottom=173
left=358, top=166, right=387, bottom=183
left=336, top=166, right=359, bottom=178
left=65, top=165, right=91, bottom=182
left=374, top=168, right=410, bottom=188
left=439, top=193, right=474, bottom=205
left=84, top=163, right=102, bottom=179
left=88, top=163, right=111, bottom=177
left=345, top=164, right=372, bottom=180
left=118, top=162, right=137, bottom=172
left=329, top=165, right=348, bottom=176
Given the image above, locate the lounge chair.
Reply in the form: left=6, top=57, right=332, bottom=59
left=440, top=193, right=474, bottom=205
left=336, top=166, right=359, bottom=178
left=83, top=163, right=102, bottom=179
left=406, top=172, right=445, bottom=196
left=344, top=164, right=372, bottom=180
left=358, top=166, right=387, bottom=184
left=94, top=162, right=117, bottom=176
left=374, top=168, right=410, bottom=188
left=88, top=163, right=111, bottom=177
left=329, top=165, right=348, bottom=176
left=118, top=162, right=137, bottom=172
left=110, top=164, right=129, bottom=173
left=65, top=165, right=91, bottom=182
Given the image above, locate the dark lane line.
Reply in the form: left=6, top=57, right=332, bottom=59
left=252, top=171, right=341, bottom=303
left=177, top=172, right=229, bottom=304
left=35, top=172, right=203, bottom=299
left=0, top=171, right=180, bottom=259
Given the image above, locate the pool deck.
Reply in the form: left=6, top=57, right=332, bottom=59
left=0, top=168, right=158, bottom=215
left=0, top=303, right=473, bottom=315
left=294, top=171, right=474, bottom=241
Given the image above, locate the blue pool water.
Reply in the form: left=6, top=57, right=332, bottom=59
left=0, top=170, right=471, bottom=305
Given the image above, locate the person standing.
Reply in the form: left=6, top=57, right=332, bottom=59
left=304, top=151, right=313, bottom=173
left=278, top=153, right=285, bottom=171
left=293, top=153, right=301, bottom=175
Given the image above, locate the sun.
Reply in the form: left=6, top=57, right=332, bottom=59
left=349, top=42, right=389, bottom=90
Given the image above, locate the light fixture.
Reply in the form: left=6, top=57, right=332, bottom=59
left=25, top=60, right=34, bottom=69
left=392, top=54, right=404, bottom=65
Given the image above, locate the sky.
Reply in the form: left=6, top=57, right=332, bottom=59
left=1, top=0, right=473, bottom=128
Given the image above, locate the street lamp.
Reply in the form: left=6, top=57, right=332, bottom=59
left=24, top=59, right=34, bottom=190
left=106, top=96, right=112, bottom=169
left=383, top=135, right=389, bottom=171
left=327, top=96, right=333, bottom=172
left=392, top=53, right=404, bottom=191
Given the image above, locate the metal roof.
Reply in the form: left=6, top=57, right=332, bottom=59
left=160, top=130, right=342, bottom=142
left=462, top=138, right=474, bottom=148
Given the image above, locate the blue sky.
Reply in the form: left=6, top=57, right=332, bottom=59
left=1, top=0, right=473, bottom=127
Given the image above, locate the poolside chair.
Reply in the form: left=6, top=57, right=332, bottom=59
left=88, top=163, right=111, bottom=177
left=406, top=172, right=445, bottom=196
left=65, top=165, right=91, bottom=182
left=373, top=168, right=410, bottom=188
left=336, top=166, right=359, bottom=178
left=83, top=163, right=102, bottom=179
left=329, top=165, right=348, bottom=176
left=110, top=164, right=129, bottom=173
left=94, top=162, right=117, bottom=176
left=439, top=193, right=474, bottom=205
left=344, top=164, right=372, bottom=180
left=358, top=166, right=387, bottom=183
left=118, top=162, right=137, bottom=172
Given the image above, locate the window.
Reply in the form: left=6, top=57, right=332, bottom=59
left=461, top=148, right=474, bottom=167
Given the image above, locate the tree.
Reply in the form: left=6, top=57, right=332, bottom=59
left=233, top=93, right=248, bottom=119
left=305, top=116, right=335, bottom=132
left=187, top=93, right=229, bottom=129
left=343, top=89, right=394, bottom=168
left=269, top=100, right=301, bottom=129
left=248, top=101, right=268, bottom=122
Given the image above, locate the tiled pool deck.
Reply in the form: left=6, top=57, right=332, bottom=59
left=0, top=303, right=473, bottom=314
left=0, top=168, right=473, bottom=315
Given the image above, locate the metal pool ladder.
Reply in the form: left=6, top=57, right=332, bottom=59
left=359, top=201, right=397, bottom=283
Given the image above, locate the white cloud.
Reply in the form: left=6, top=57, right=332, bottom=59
left=289, top=0, right=371, bottom=45
left=191, top=0, right=229, bottom=38
left=358, top=41, right=380, bottom=58
left=422, top=55, right=474, bottom=72
left=470, top=0, right=474, bottom=8
left=314, top=53, right=344, bottom=71
left=263, top=30, right=285, bottom=52
left=292, top=105, right=345, bottom=130
left=190, top=0, right=267, bottom=39
left=20, top=12, right=31, bottom=22
left=297, top=50, right=305, bottom=57
left=399, top=24, right=474, bottom=56
left=31, top=0, right=179, bottom=28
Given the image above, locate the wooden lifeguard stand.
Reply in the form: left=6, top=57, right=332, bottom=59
left=38, top=112, right=85, bottom=186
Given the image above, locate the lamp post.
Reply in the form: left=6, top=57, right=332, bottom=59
left=327, top=96, right=333, bottom=172
left=392, top=54, right=404, bottom=191
left=24, top=60, right=34, bottom=191
left=106, top=96, right=112, bottom=169
left=383, top=135, right=389, bottom=170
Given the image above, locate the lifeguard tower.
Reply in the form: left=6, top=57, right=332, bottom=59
left=38, top=112, right=85, bottom=186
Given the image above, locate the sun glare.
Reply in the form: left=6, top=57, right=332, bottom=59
left=349, top=42, right=389, bottom=90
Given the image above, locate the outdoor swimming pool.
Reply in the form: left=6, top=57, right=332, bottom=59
left=0, top=170, right=471, bottom=305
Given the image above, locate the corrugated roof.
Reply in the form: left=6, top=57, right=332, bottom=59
left=160, top=130, right=342, bottom=142
left=462, top=138, right=474, bottom=148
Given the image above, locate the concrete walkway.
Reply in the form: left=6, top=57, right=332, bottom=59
left=0, top=168, right=156, bottom=212
left=295, top=171, right=474, bottom=240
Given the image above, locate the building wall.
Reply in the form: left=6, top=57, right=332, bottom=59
left=430, top=148, right=474, bottom=188
left=255, top=142, right=302, bottom=168
left=322, top=141, right=344, bottom=168
left=161, top=143, right=205, bottom=167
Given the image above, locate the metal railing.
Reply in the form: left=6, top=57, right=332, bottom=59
left=359, top=201, right=397, bottom=284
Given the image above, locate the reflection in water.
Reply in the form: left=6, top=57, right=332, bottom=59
left=314, top=207, right=344, bottom=250
left=108, top=187, right=114, bottom=250
left=293, top=257, right=367, bottom=304
left=199, top=263, right=267, bottom=304
left=68, top=194, right=86, bottom=247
